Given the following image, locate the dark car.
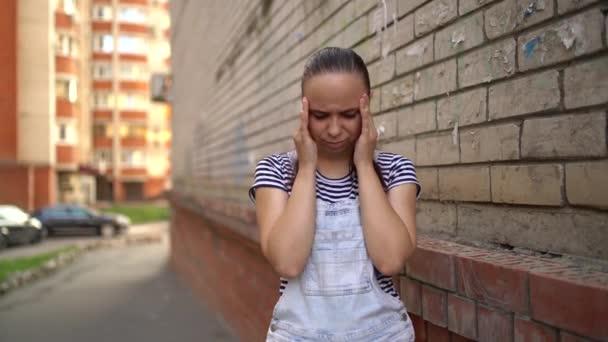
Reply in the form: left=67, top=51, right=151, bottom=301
left=32, top=205, right=130, bottom=237
left=0, top=205, right=47, bottom=249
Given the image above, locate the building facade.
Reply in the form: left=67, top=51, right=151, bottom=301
left=0, top=0, right=171, bottom=210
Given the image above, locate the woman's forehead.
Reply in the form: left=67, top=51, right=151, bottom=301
left=304, top=73, right=367, bottom=108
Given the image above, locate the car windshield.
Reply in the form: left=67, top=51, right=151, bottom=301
left=0, top=206, right=29, bottom=222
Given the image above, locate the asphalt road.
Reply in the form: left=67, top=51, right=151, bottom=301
left=0, top=233, right=237, bottom=342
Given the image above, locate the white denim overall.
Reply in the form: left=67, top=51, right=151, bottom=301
left=266, top=151, right=415, bottom=342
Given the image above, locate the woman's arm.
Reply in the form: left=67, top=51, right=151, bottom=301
left=255, top=168, right=316, bottom=278
left=357, top=168, right=417, bottom=275
left=354, top=94, right=417, bottom=276
left=255, top=97, right=318, bottom=279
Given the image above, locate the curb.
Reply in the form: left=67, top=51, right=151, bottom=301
left=0, top=232, right=163, bottom=297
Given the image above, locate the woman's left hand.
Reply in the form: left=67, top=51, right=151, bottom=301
left=354, top=93, right=377, bottom=169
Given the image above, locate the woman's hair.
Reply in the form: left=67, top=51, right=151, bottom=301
left=301, top=47, right=371, bottom=96
left=294, top=47, right=387, bottom=191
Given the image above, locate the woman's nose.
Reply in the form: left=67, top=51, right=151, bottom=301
left=327, top=117, right=341, bottom=136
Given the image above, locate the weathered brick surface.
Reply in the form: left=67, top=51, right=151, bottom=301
left=397, top=0, right=428, bottom=17
left=380, top=75, right=414, bottom=111
left=414, top=59, right=457, bottom=100
left=380, top=137, right=416, bottom=162
left=435, top=12, right=484, bottom=60
left=438, top=165, right=491, bottom=202
left=397, top=100, right=436, bottom=136
left=491, top=164, right=563, bottom=206
left=416, top=133, right=459, bottom=166
left=514, top=317, right=558, bottom=342
left=564, top=56, right=608, bottom=109
left=557, top=0, right=597, bottom=14
left=522, top=112, right=607, bottom=158
left=422, top=285, right=448, bottom=327
left=400, top=277, right=422, bottom=315
left=416, top=167, right=438, bottom=200
left=488, top=70, right=560, bottom=120
left=395, top=34, right=434, bottom=75
left=458, top=38, right=516, bottom=87
left=566, top=160, right=608, bottom=209
left=369, top=54, right=396, bottom=87
left=478, top=305, right=513, bottom=342
left=414, top=0, right=457, bottom=37
left=518, top=8, right=604, bottom=71
left=459, top=0, right=499, bottom=15
left=460, top=123, right=519, bottom=163
left=374, top=110, right=398, bottom=140
left=485, top=0, right=555, bottom=40
left=407, top=248, right=455, bottom=290
left=447, top=295, right=477, bottom=340
left=416, top=200, right=457, bottom=235
left=436, top=87, right=487, bottom=130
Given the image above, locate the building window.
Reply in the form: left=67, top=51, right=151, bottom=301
left=120, top=63, right=147, bottom=80
left=118, top=93, right=147, bottom=110
left=93, top=93, right=113, bottom=109
left=92, top=63, right=112, bottom=79
left=92, top=5, right=112, bottom=20
left=121, top=123, right=147, bottom=138
left=56, top=121, right=77, bottom=144
left=57, top=0, right=77, bottom=16
left=118, top=35, right=148, bottom=54
left=55, top=33, right=78, bottom=57
left=56, top=78, right=78, bottom=103
left=121, top=150, right=145, bottom=167
left=93, top=34, right=114, bottom=53
left=118, top=6, right=147, bottom=23
left=93, top=122, right=113, bottom=138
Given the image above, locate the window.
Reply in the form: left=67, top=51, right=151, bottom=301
left=118, top=93, right=147, bottom=110
left=117, top=35, right=147, bottom=54
left=92, top=5, right=112, bottom=20
left=94, top=150, right=113, bottom=164
left=121, top=123, right=147, bottom=138
left=120, top=63, right=147, bottom=80
left=121, top=150, right=145, bottom=167
left=93, top=34, right=114, bottom=53
left=93, top=92, right=113, bottom=109
left=57, top=0, right=77, bottom=16
left=92, top=63, right=112, bottom=79
left=56, top=121, right=77, bottom=144
left=55, top=33, right=78, bottom=57
left=93, top=122, right=112, bottom=138
left=56, top=78, right=78, bottom=103
left=118, top=7, right=147, bottom=23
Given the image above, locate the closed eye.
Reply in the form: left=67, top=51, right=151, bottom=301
left=310, top=111, right=329, bottom=119
left=341, top=110, right=359, bottom=119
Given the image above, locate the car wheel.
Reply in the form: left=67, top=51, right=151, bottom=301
left=98, top=224, right=115, bottom=238
left=31, top=227, right=48, bottom=244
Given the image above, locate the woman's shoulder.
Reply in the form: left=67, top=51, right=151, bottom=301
left=375, top=150, right=416, bottom=170
left=255, top=152, right=296, bottom=173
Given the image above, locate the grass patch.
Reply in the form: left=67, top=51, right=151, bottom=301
left=100, top=204, right=170, bottom=224
left=0, top=245, right=79, bottom=283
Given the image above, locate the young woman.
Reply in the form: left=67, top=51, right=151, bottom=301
left=249, top=47, right=420, bottom=341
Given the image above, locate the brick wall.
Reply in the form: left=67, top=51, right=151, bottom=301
left=169, top=0, right=608, bottom=341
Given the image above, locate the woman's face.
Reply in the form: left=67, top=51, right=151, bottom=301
left=302, top=72, right=369, bottom=156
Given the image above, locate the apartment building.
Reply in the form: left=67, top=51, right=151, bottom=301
left=0, top=0, right=171, bottom=210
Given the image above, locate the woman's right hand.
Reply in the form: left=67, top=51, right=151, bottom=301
left=293, top=97, right=317, bottom=171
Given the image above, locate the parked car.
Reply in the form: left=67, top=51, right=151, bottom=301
left=0, top=205, right=46, bottom=248
left=32, top=205, right=130, bottom=237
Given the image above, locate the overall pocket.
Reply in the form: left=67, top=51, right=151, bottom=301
left=302, top=246, right=372, bottom=296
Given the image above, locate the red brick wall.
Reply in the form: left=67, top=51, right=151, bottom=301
left=170, top=194, right=608, bottom=342
left=34, top=166, right=55, bottom=209
left=144, top=177, right=166, bottom=198
left=0, top=0, right=18, bottom=160
left=0, top=164, right=55, bottom=211
left=0, top=165, right=29, bottom=209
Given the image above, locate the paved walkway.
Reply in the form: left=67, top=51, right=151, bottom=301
left=0, top=231, right=237, bottom=342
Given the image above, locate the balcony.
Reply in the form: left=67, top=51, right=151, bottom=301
left=120, top=54, right=147, bottom=63
left=120, top=0, right=149, bottom=5
left=94, top=137, right=113, bottom=148
left=120, top=167, right=147, bottom=177
left=55, top=12, right=74, bottom=30
left=56, top=56, right=78, bottom=74
left=56, top=98, right=79, bottom=118
left=93, top=110, right=113, bottom=120
left=119, top=22, right=149, bottom=35
left=93, top=80, right=112, bottom=90
left=92, top=21, right=112, bottom=32
left=92, top=52, right=112, bottom=61
left=120, top=110, right=147, bottom=120
left=56, top=145, right=78, bottom=165
left=121, top=136, right=147, bottom=148
left=120, top=81, right=148, bottom=92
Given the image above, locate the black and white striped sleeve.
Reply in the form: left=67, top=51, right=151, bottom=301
left=248, top=155, right=288, bottom=203
left=387, top=154, right=421, bottom=198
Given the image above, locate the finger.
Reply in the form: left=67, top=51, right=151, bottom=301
left=360, top=95, right=370, bottom=137
left=301, top=97, right=311, bottom=138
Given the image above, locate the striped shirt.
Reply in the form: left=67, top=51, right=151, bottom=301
left=249, top=151, right=421, bottom=298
